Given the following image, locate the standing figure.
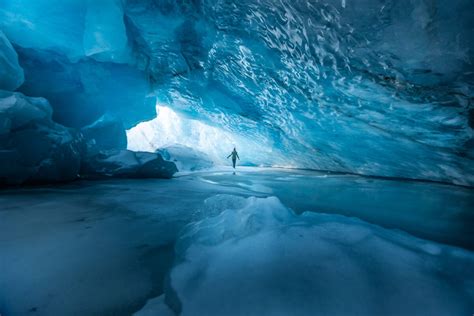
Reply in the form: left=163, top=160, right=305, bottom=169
left=227, top=147, right=240, bottom=169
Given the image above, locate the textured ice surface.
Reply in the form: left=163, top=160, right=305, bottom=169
left=0, top=0, right=154, bottom=127
left=0, top=0, right=87, bottom=61
left=125, top=0, right=474, bottom=185
left=16, top=47, right=155, bottom=128
left=0, top=92, right=175, bottom=184
left=0, top=0, right=129, bottom=63
left=0, top=91, right=81, bottom=184
left=157, top=144, right=214, bottom=172
left=83, top=0, right=131, bottom=63
left=1, top=169, right=473, bottom=315
left=161, top=195, right=474, bottom=315
left=0, top=0, right=472, bottom=184
left=0, top=31, right=23, bottom=91
left=81, top=149, right=177, bottom=179
left=81, top=115, right=127, bottom=152
left=189, top=168, right=474, bottom=250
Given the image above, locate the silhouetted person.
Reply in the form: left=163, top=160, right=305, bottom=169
left=227, top=147, right=240, bottom=169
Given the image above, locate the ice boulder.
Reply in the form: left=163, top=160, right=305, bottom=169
left=81, top=115, right=127, bottom=153
left=157, top=144, right=214, bottom=172
left=0, top=91, right=81, bottom=185
left=81, top=149, right=177, bottom=179
left=0, top=31, right=24, bottom=91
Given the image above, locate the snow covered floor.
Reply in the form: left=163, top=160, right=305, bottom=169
left=1, top=167, right=473, bottom=315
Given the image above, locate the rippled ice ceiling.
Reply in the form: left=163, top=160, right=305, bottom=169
left=1, top=0, right=473, bottom=184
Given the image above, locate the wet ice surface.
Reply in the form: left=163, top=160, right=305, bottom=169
left=191, top=167, right=474, bottom=250
left=1, top=167, right=473, bottom=315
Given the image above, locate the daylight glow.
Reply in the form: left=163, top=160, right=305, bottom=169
left=127, top=104, right=280, bottom=166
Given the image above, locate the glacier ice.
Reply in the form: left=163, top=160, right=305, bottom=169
left=0, top=0, right=129, bottom=63
left=157, top=144, right=214, bottom=172
left=16, top=47, right=156, bottom=128
left=81, top=149, right=177, bottom=179
left=155, top=0, right=474, bottom=185
left=83, top=0, right=131, bottom=63
left=156, top=195, right=474, bottom=315
left=0, top=0, right=155, bottom=128
left=81, top=115, right=127, bottom=152
left=0, top=92, right=176, bottom=184
left=0, top=0, right=87, bottom=61
left=1, top=169, right=473, bottom=315
left=5, top=2, right=472, bottom=313
left=0, top=91, right=81, bottom=184
left=0, top=31, right=23, bottom=91
left=0, top=0, right=473, bottom=184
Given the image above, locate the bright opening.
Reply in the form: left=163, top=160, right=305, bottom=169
left=126, top=104, right=282, bottom=168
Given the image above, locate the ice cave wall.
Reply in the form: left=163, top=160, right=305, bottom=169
left=0, top=0, right=473, bottom=185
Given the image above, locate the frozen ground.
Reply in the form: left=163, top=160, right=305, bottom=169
left=1, top=167, right=473, bottom=315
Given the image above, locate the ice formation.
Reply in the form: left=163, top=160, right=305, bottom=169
left=1, top=168, right=473, bottom=315
left=81, top=115, right=127, bottom=152
left=145, top=195, right=474, bottom=315
left=1, top=2, right=472, bottom=314
left=0, top=91, right=81, bottom=184
left=157, top=145, right=214, bottom=172
left=0, top=0, right=472, bottom=184
left=0, top=94, right=176, bottom=184
left=81, top=149, right=177, bottom=179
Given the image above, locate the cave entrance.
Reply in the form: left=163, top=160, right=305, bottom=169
left=126, top=103, right=287, bottom=170
left=127, top=104, right=243, bottom=170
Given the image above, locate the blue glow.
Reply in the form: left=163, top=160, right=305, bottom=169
left=0, top=1, right=473, bottom=314
left=0, top=0, right=473, bottom=183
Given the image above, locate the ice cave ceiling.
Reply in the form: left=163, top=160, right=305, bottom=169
left=0, top=0, right=473, bottom=184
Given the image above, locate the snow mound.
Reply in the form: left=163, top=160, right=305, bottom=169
left=157, top=144, right=214, bottom=172
left=147, top=195, right=474, bottom=315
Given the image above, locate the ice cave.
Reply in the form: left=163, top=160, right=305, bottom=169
left=0, top=0, right=473, bottom=315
